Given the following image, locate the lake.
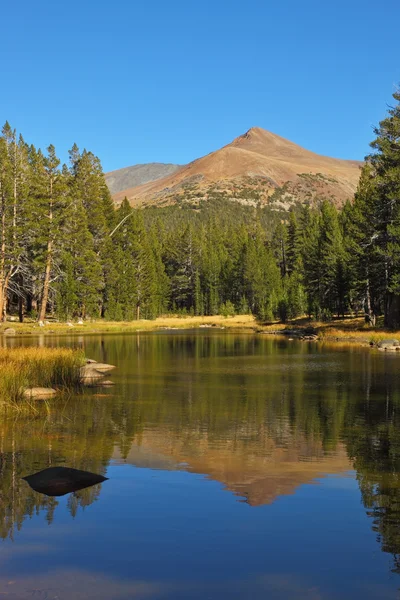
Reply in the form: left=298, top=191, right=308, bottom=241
left=1, top=331, right=400, bottom=599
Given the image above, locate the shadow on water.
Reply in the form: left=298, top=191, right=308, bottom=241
left=1, top=332, right=400, bottom=584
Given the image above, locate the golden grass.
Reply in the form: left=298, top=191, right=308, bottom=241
left=1, top=314, right=399, bottom=349
left=0, top=314, right=259, bottom=336
left=0, top=347, right=84, bottom=408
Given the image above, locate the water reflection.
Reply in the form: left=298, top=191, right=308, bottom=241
left=1, top=333, right=400, bottom=587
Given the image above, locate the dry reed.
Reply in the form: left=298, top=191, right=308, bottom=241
left=0, top=347, right=84, bottom=406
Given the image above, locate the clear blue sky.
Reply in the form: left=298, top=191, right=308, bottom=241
left=1, top=0, right=399, bottom=172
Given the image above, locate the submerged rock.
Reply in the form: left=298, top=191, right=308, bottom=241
left=22, top=466, right=108, bottom=497
left=23, top=387, right=57, bottom=400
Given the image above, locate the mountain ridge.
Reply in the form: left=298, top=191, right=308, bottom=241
left=107, top=127, right=362, bottom=209
left=105, top=162, right=182, bottom=195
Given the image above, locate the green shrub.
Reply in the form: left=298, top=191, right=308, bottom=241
left=220, top=301, right=236, bottom=317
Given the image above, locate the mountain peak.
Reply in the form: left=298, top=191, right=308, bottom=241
left=244, top=126, right=266, bottom=135
left=108, top=128, right=362, bottom=209
left=238, top=127, right=274, bottom=141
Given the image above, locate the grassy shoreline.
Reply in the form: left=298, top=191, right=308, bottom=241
left=0, top=347, right=84, bottom=409
left=0, top=315, right=257, bottom=336
left=0, top=315, right=397, bottom=411
left=0, top=315, right=399, bottom=347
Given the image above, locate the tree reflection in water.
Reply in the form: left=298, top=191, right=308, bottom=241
left=0, top=334, right=399, bottom=575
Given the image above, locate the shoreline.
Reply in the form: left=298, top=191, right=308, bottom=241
left=0, top=315, right=399, bottom=348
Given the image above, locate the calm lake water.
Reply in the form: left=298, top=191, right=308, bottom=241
left=1, top=331, right=400, bottom=599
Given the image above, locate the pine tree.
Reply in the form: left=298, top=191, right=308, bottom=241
left=0, top=132, right=12, bottom=320
left=0, top=124, right=31, bottom=320
left=57, top=167, right=103, bottom=319
left=35, top=145, right=67, bottom=322
left=364, top=90, right=400, bottom=327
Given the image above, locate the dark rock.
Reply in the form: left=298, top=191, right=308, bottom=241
left=22, top=466, right=108, bottom=497
left=304, top=326, right=318, bottom=336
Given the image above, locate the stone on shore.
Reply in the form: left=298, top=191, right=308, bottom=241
left=3, top=328, right=16, bottom=336
left=378, top=339, right=400, bottom=350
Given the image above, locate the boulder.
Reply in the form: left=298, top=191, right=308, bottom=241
left=304, top=327, right=318, bottom=336
left=80, top=365, right=105, bottom=384
left=86, top=358, right=97, bottom=364
left=22, top=466, right=108, bottom=497
left=3, top=328, right=16, bottom=336
left=378, top=339, right=400, bottom=349
left=100, top=380, right=115, bottom=387
left=89, top=362, right=116, bottom=373
left=23, top=387, right=57, bottom=400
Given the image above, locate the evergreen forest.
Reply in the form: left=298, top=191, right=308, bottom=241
left=1, top=91, right=400, bottom=327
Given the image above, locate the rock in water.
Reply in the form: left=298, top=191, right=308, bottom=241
left=80, top=365, right=104, bottom=383
left=378, top=339, right=400, bottom=350
left=100, top=380, right=115, bottom=387
left=22, top=466, right=108, bottom=497
left=89, top=363, right=116, bottom=373
left=23, top=387, right=57, bottom=400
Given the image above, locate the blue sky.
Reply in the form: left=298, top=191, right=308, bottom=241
left=1, top=0, right=399, bottom=172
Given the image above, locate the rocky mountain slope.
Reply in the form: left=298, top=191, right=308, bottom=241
left=105, top=162, right=182, bottom=195
left=108, top=127, right=362, bottom=209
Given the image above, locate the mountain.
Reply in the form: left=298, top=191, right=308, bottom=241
left=105, top=162, right=182, bottom=195
left=108, top=127, right=362, bottom=209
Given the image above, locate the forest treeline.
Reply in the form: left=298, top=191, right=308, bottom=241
left=0, top=90, right=399, bottom=326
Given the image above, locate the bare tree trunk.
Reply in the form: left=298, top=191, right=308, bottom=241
left=18, top=295, right=23, bottom=322
left=38, top=239, right=52, bottom=323
left=0, top=285, right=4, bottom=322
left=38, top=177, right=53, bottom=323
left=365, top=269, right=376, bottom=326
left=0, top=187, right=6, bottom=322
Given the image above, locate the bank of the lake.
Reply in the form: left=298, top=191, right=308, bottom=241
left=1, top=315, right=400, bottom=350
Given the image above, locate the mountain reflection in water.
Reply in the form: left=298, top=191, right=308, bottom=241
left=1, top=332, right=400, bottom=591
